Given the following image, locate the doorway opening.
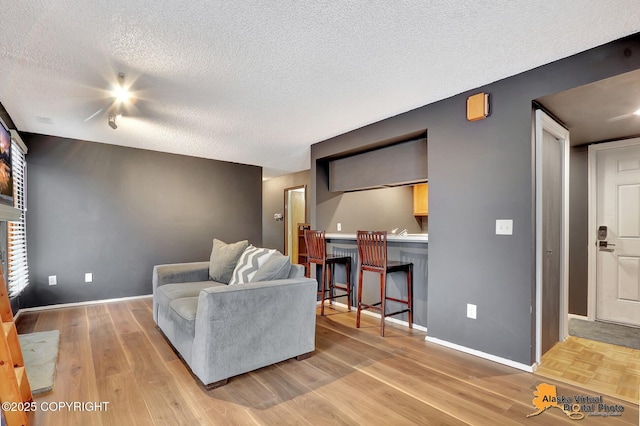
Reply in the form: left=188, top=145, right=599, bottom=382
left=533, top=70, right=640, bottom=404
left=284, top=185, right=306, bottom=263
left=588, top=138, right=640, bottom=327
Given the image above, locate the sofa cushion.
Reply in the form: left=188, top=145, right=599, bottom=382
left=208, top=239, right=249, bottom=283
left=251, top=253, right=291, bottom=282
left=169, top=297, right=199, bottom=325
left=156, top=281, right=224, bottom=313
left=168, top=297, right=199, bottom=363
left=229, top=245, right=276, bottom=285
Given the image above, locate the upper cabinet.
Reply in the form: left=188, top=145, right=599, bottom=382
left=413, top=183, right=428, bottom=216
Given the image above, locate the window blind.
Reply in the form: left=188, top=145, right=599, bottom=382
left=8, top=141, right=28, bottom=297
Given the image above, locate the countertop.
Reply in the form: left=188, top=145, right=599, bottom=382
left=325, top=233, right=428, bottom=243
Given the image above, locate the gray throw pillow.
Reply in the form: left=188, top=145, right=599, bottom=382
left=208, top=239, right=249, bottom=283
left=250, top=253, right=291, bottom=282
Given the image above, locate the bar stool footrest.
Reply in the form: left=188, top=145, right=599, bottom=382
left=385, top=296, right=411, bottom=305
left=320, top=292, right=350, bottom=301
left=384, top=308, right=411, bottom=317
left=359, top=302, right=382, bottom=312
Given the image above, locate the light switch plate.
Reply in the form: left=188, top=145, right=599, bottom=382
left=85, top=273, right=93, bottom=283
left=495, top=219, right=513, bottom=235
left=48, top=275, right=57, bottom=286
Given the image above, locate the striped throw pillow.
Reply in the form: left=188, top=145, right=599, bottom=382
left=229, top=246, right=276, bottom=285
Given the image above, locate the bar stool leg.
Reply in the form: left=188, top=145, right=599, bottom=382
left=346, top=260, right=352, bottom=311
left=407, top=265, right=413, bottom=329
left=320, top=263, right=327, bottom=316
left=356, top=267, right=363, bottom=328
left=329, top=263, right=335, bottom=306
left=380, top=272, right=386, bottom=337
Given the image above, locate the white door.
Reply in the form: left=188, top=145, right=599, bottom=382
left=596, top=140, right=640, bottom=326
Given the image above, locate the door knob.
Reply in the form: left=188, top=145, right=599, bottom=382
left=598, top=240, right=615, bottom=252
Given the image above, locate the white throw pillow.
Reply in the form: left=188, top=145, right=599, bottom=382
left=229, top=246, right=276, bottom=285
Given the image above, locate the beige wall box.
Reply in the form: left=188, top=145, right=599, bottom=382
left=466, top=92, right=490, bottom=121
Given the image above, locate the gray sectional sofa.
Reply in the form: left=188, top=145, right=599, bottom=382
left=152, top=239, right=317, bottom=388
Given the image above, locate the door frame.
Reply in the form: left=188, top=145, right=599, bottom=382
left=587, top=137, right=640, bottom=321
left=283, top=184, right=307, bottom=258
left=534, top=110, right=570, bottom=364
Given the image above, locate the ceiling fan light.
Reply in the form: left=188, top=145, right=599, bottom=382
left=634, top=108, right=640, bottom=116
left=111, top=72, right=130, bottom=103
left=113, top=86, right=130, bottom=103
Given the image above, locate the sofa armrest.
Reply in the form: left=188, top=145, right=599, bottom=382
left=191, top=277, right=317, bottom=385
left=152, top=261, right=210, bottom=292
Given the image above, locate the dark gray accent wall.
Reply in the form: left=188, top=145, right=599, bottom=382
left=311, top=34, right=640, bottom=366
left=22, top=134, right=262, bottom=308
left=569, top=146, right=589, bottom=316
left=329, top=138, right=427, bottom=191
left=262, top=170, right=310, bottom=253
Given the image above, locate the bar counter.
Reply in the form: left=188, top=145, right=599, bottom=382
left=320, top=233, right=428, bottom=329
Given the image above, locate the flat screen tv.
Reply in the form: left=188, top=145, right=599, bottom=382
left=0, top=122, right=12, bottom=205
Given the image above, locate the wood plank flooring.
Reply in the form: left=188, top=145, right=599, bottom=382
left=13, top=300, right=639, bottom=425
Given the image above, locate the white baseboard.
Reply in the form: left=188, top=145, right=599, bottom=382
left=318, top=300, right=428, bottom=333
left=568, top=313, right=589, bottom=321
left=16, top=294, right=153, bottom=317
left=424, top=335, right=535, bottom=373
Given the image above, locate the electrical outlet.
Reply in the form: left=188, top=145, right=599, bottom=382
left=85, top=273, right=93, bottom=283
left=337, top=223, right=342, bottom=231
left=48, top=275, right=57, bottom=286
left=495, top=219, right=513, bottom=235
left=467, top=303, right=477, bottom=319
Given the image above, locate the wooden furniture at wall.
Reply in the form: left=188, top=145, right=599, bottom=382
left=0, top=265, right=32, bottom=426
left=413, top=183, right=428, bottom=216
left=297, top=223, right=311, bottom=277
left=356, top=230, right=413, bottom=337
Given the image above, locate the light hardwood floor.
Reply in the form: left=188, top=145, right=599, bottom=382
left=14, top=300, right=639, bottom=425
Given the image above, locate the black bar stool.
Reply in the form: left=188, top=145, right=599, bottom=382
left=305, top=230, right=352, bottom=316
left=356, top=230, right=413, bottom=336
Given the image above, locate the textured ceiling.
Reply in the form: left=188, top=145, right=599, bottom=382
left=1, top=1, right=640, bottom=177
